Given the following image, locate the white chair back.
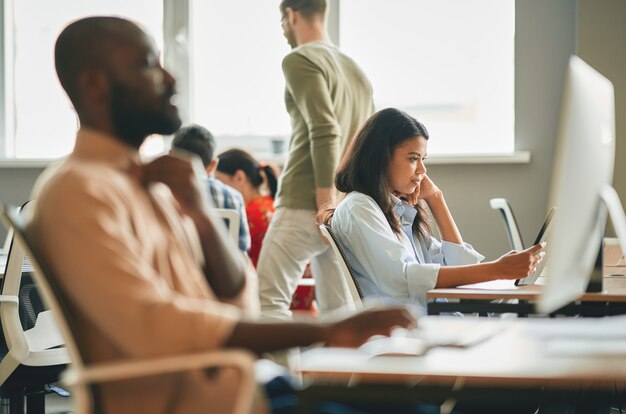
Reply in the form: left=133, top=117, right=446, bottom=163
left=213, top=209, right=240, bottom=244
left=2, top=228, right=12, bottom=254
left=0, top=202, right=69, bottom=386
left=489, top=198, right=524, bottom=251
left=2, top=203, right=255, bottom=413
left=319, top=224, right=363, bottom=311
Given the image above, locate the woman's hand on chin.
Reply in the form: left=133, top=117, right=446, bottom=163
left=417, top=176, right=441, bottom=200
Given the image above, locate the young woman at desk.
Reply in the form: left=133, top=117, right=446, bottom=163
left=320, top=108, right=545, bottom=310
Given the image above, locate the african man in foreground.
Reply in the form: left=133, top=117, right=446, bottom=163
left=31, top=16, right=415, bottom=414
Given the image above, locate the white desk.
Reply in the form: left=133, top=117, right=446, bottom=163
left=300, top=316, right=626, bottom=388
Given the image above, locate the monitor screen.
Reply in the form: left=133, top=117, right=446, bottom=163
left=537, top=56, right=615, bottom=314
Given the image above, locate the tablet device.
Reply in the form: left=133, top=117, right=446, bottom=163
left=515, top=207, right=556, bottom=286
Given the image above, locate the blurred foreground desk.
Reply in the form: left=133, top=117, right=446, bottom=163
left=298, top=316, right=626, bottom=411
left=427, top=270, right=626, bottom=316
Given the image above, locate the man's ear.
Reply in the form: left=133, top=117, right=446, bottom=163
left=286, top=7, right=298, bottom=26
left=77, top=69, right=109, bottom=103
left=206, top=159, right=218, bottom=174
left=233, top=169, right=247, bottom=184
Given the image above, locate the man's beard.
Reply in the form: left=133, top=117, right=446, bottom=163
left=109, top=82, right=182, bottom=149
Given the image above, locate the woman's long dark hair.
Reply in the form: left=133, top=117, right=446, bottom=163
left=216, top=149, right=279, bottom=198
left=320, top=108, right=432, bottom=240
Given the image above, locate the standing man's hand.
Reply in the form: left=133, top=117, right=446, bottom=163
left=316, top=187, right=336, bottom=211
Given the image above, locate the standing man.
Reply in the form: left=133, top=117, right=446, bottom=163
left=171, top=123, right=251, bottom=253
left=257, top=0, right=375, bottom=319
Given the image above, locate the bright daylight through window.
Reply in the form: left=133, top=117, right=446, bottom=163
left=2, top=0, right=163, bottom=159
left=1, top=0, right=515, bottom=160
left=340, top=0, right=515, bottom=155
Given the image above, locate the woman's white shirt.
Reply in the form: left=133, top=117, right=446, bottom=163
left=332, top=192, right=484, bottom=309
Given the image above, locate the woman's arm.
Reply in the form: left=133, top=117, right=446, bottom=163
left=436, top=244, right=545, bottom=287
left=423, top=190, right=463, bottom=245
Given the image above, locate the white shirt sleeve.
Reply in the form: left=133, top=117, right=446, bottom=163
left=332, top=193, right=440, bottom=306
left=422, top=237, right=485, bottom=266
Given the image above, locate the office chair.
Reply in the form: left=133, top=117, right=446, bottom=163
left=1, top=202, right=256, bottom=414
left=489, top=198, right=524, bottom=251
left=318, top=224, right=363, bottom=310
left=213, top=208, right=240, bottom=244
left=0, top=201, right=69, bottom=414
left=2, top=228, right=12, bottom=254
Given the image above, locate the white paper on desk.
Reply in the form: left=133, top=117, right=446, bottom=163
left=457, top=279, right=518, bottom=290
left=523, top=315, right=626, bottom=340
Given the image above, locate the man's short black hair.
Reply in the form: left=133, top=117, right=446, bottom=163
left=279, top=0, right=326, bottom=20
left=171, top=124, right=216, bottom=168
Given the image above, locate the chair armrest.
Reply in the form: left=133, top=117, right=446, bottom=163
left=62, top=350, right=256, bottom=413
left=0, top=295, right=18, bottom=303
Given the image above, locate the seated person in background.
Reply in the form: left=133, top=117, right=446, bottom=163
left=320, top=108, right=545, bottom=310
left=171, top=124, right=251, bottom=253
left=216, top=149, right=316, bottom=314
left=215, top=149, right=279, bottom=266
left=34, top=17, right=417, bottom=414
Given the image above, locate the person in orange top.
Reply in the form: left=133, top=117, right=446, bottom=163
left=216, top=149, right=316, bottom=313
left=215, top=149, right=278, bottom=267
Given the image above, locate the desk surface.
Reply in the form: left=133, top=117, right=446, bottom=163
left=299, top=316, right=626, bottom=389
left=428, top=267, right=626, bottom=303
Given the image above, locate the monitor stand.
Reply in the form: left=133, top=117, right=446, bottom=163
left=590, top=184, right=626, bottom=293
left=587, top=241, right=603, bottom=292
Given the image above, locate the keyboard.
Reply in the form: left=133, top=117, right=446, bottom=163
left=360, top=320, right=507, bottom=357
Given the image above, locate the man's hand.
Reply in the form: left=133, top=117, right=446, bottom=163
left=137, top=154, right=209, bottom=218
left=322, top=307, right=417, bottom=348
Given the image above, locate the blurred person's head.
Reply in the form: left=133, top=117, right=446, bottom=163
left=170, top=124, right=218, bottom=175
left=55, top=16, right=181, bottom=148
left=215, top=149, right=279, bottom=203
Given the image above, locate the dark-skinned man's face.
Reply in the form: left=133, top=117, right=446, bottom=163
left=107, top=30, right=181, bottom=148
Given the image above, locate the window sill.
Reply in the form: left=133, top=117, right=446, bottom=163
left=424, top=151, right=531, bottom=165
left=0, top=151, right=531, bottom=169
left=256, top=151, right=531, bottom=166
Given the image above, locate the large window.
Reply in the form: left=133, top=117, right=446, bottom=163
left=340, top=0, right=515, bottom=154
left=190, top=0, right=291, bottom=156
left=2, top=0, right=163, bottom=158
left=0, top=0, right=516, bottom=160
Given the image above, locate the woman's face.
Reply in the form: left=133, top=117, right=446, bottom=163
left=387, top=136, right=428, bottom=196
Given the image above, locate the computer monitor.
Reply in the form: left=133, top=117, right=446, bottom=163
left=537, top=56, right=626, bottom=314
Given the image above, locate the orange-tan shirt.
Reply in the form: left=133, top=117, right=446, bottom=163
left=32, top=128, right=264, bottom=414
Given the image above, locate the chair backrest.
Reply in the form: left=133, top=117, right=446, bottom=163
left=213, top=208, right=240, bottom=245
left=2, top=203, right=256, bottom=414
left=2, top=228, right=12, bottom=254
left=0, top=202, right=68, bottom=385
left=0, top=203, right=82, bottom=376
left=489, top=198, right=524, bottom=251
left=318, top=224, right=363, bottom=310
